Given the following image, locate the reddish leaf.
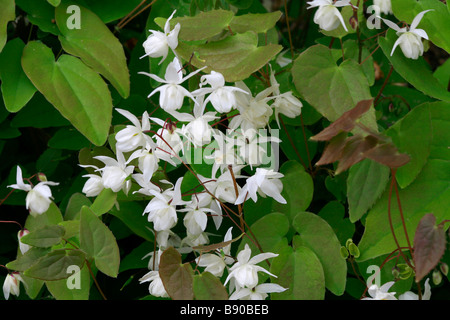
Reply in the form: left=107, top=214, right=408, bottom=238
left=413, top=213, right=446, bottom=283
left=363, top=143, right=410, bottom=168
left=315, top=132, right=348, bottom=166
left=335, top=134, right=378, bottom=174
left=159, top=247, right=194, bottom=300
left=311, top=99, right=373, bottom=141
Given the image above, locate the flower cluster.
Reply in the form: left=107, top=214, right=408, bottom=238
left=73, top=10, right=300, bottom=300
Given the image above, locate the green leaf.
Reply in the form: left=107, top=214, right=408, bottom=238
left=159, top=246, right=194, bottom=300
left=176, top=32, right=282, bottom=82
left=20, top=225, right=65, bottom=248
left=292, top=211, right=347, bottom=296
left=384, top=102, right=433, bottom=188
left=55, top=0, right=130, bottom=98
left=238, top=212, right=290, bottom=254
left=193, top=272, right=228, bottom=300
left=358, top=159, right=450, bottom=261
left=47, top=0, right=61, bottom=6
left=48, top=127, right=91, bottom=150
left=24, top=249, right=86, bottom=281
left=15, top=0, right=60, bottom=35
left=270, top=245, right=325, bottom=300
left=229, top=11, right=282, bottom=34
left=64, top=193, right=92, bottom=220
left=77, top=0, right=143, bottom=23
left=156, top=9, right=234, bottom=41
left=45, top=264, right=91, bottom=300
left=0, top=38, right=36, bottom=112
left=80, top=206, right=120, bottom=278
left=24, top=201, right=64, bottom=232
left=391, top=0, right=450, bottom=53
left=6, top=247, right=51, bottom=272
left=272, top=160, right=314, bottom=222
left=347, top=159, right=390, bottom=222
left=21, top=41, right=113, bottom=146
left=0, top=0, right=15, bottom=53
left=378, top=29, right=450, bottom=101
left=109, top=201, right=154, bottom=242
left=318, top=201, right=355, bottom=245
left=292, top=44, right=377, bottom=131
left=90, top=188, right=117, bottom=217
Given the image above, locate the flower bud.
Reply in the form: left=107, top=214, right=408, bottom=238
left=345, top=238, right=353, bottom=249
left=17, top=229, right=30, bottom=255
left=392, top=267, right=400, bottom=279
left=348, top=242, right=360, bottom=258
left=440, top=263, right=448, bottom=277
left=37, top=172, right=47, bottom=182
left=397, top=264, right=413, bottom=280
left=340, top=246, right=349, bottom=259
left=432, top=269, right=442, bottom=286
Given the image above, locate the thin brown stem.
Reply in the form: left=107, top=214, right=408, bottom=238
left=85, top=259, right=107, bottom=300
left=283, top=0, right=295, bottom=59
left=374, top=65, right=394, bottom=106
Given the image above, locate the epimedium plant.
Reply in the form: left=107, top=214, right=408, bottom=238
left=0, top=0, right=449, bottom=301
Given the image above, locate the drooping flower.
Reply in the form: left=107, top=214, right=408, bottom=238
left=398, top=278, right=432, bottom=300
left=141, top=10, right=180, bottom=65
left=362, top=281, right=397, bottom=300
left=224, top=244, right=278, bottom=289
left=139, top=270, right=169, bottom=298
left=235, top=168, right=286, bottom=205
left=81, top=174, right=104, bottom=197
left=139, top=57, right=206, bottom=112
left=229, top=81, right=275, bottom=132
left=143, top=177, right=188, bottom=232
left=374, top=0, right=392, bottom=15
left=17, top=229, right=30, bottom=255
left=306, top=0, right=353, bottom=32
left=91, top=151, right=135, bottom=194
left=205, top=130, right=243, bottom=178
left=381, top=10, right=433, bottom=59
left=192, top=71, right=248, bottom=113
left=114, top=108, right=154, bottom=153
left=3, top=272, right=23, bottom=300
left=195, top=227, right=235, bottom=277
left=229, top=283, right=287, bottom=300
left=169, top=97, right=218, bottom=147
left=269, top=70, right=303, bottom=128
left=7, top=166, right=59, bottom=216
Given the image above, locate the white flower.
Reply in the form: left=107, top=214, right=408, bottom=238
left=235, top=168, right=286, bottom=205
left=307, top=0, right=353, bottom=32
left=192, top=71, right=248, bottom=113
left=374, top=0, right=392, bottom=15
left=114, top=108, right=154, bottom=153
left=139, top=270, right=169, bottom=298
left=229, top=283, right=287, bottom=300
left=7, top=166, right=59, bottom=216
left=141, top=10, right=180, bottom=65
left=225, top=244, right=278, bottom=289
left=214, top=169, right=243, bottom=204
left=205, top=130, right=243, bottom=178
left=81, top=174, right=104, bottom=197
left=139, top=57, right=206, bottom=112
left=362, top=281, right=397, bottom=300
left=398, top=278, right=432, bottom=300
left=269, top=70, right=302, bottom=128
left=229, top=81, right=275, bottom=131
left=17, top=229, right=30, bottom=255
left=3, top=272, right=23, bottom=300
left=152, top=119, right=185, bottom=164
left=170, top=97, right=218, bottom=147
left=143, top=177, right=187, bottom=231
left=381, top=10, right=433, bottom=59
left=195, top=227, right=234, bottom=277
left=275, top=50, right=292, bottom=68
left=234, top=128, right=280, bottom=169
left=128, top=142, right=160, bottom=183
left=93, top=151, right=134, bottom=194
